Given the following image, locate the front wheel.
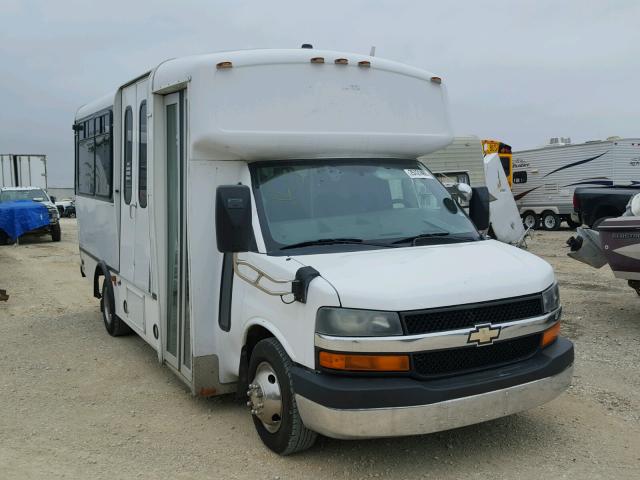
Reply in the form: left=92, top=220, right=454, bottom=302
left=51, top=223, right=61, bottom=242
left=541, top=211, right=561, bottom=231
left=247, top=338, right=317, bottom=455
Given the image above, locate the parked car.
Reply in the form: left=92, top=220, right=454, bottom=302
left=55, top=197, right=76, bottom=217
left=0, top=186, right=61, bottom=242
left=573, top=186, right=640, bottom=227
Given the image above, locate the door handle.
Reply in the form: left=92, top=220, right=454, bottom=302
left=129, top=202, right=137, bottom=218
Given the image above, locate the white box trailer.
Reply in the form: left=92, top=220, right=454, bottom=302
left=0, top=154, right=47, bottom=189
left=75, top=48, right=572, bottom=454
left=512, top=139, right=640, bottom=230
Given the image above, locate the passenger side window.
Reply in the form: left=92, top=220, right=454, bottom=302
left=75, top=111, right=113, bottom=198
left=123, top=107, right=133, bottom=205
left=138, top=101, right=147, bottom=208
left=94, top=113, right=113, bottom=198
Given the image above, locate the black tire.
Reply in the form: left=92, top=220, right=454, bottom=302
left=248, top=338, right=317, bottom=455
left=51, top=223, right=61, bottom=242
left=522, top=211, right=539, bottom=230
left=541, top=211, right=561, bottom=231
left=566, top=218, right=581, bottom=229
left=100, top=277, right=132, bottom=337
left=0, top=230, right=15, bottom=245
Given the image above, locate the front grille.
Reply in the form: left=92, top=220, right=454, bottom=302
left=402, top=295, right=543, bottom=335
left=412, top=334, right=541, bottom=378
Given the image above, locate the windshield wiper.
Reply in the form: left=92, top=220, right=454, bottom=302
left=280, top=238, right=395, bottom=250
left=391, top=232, right=452, bottom=245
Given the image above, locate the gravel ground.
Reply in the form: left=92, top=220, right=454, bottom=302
left=0, top=219, right=638, bottom=479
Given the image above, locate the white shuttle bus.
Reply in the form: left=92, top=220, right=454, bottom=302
left=75, top=48, right=573, bottom=454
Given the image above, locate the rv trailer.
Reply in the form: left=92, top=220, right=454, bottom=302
left=512, top=138, right=640, bottom=230
left=74, top=48, right=572, bottom=454
left=419, top=135, right=486, bottom=189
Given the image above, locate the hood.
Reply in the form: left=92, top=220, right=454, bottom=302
left=292, top=240, right=554, bottom=311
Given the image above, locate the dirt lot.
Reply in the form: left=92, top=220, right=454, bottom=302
left=0, top=219, right=638, bottom=479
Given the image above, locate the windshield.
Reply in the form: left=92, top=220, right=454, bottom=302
left=251, top=160, right=480, bottom=253
left=0, top=189, right=48, bottom=203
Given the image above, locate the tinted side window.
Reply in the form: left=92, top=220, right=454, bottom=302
left=75, top=110, right=113, bottom=200
left=77, top=137, right=95, bottom=195
left=123, top=107, right=133, bottom=205
left=94, top=112, right=113, bottom=198
left=138, top=101, right=147, bottom=208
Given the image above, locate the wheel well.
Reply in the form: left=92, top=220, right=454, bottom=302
left=93, top=263, right=109, bottom=299
left=541, top=210, right=557, bottom=217
left=594, top=204, right=619, bottom=219
left=245, top=325, right=275, bottom=361
left=237, top=325, right=275, bottom=400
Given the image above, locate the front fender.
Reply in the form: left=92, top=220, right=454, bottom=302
left=243, top=317, right=298, bottom=363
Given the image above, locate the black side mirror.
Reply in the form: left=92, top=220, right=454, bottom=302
left=49, top=195, right=57, bottom=203
left=215, top=185, right=253, bottom=253
left=469, top=186, right=490, bottom=231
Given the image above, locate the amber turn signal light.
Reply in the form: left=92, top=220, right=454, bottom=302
left=319, top=351, right=410, bottom=372
left=541, top=322, right=561, bottom=348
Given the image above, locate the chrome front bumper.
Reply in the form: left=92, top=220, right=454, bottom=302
left=296, top=364, right=573, bottom=440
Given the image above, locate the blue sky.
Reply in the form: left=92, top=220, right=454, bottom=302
left=1, top=0, right=638, bottom=187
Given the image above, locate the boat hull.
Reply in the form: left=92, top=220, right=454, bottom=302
left=598, top=217, right=640, bottom=280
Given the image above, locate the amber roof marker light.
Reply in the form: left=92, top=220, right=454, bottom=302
left=216, top=61, right=233, bottom=69
left=334, top=58, right=349, bottom=65
left=430, top=76, right=442, bottom=84
left=310, top=57, right=325, bottom=64
left=358, top=60, right=371, bottom=68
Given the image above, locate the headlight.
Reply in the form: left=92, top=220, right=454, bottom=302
left=541, top=283, right=560, bottom=313
left=316, top=307, right=403, bottom=337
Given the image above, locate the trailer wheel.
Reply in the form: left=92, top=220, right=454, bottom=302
left=247, top=338, right=317, bottom=455
left=100, top=277, right=132, bottom=337
left=541, top=211, right=561, bottom=231
left=51, top=223, right=61, bottom=242
left=522, top=211, right=539, bottom=230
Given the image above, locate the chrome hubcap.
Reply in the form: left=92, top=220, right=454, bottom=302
left=544, top=216, right=555, bottom=228
left=247, top=361, right=282, bottom=433
left=525, top=215, right=536, bottom=228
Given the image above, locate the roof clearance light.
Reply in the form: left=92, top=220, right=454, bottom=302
left=430, top=76, right=442, bottom=84
left=310, top=57, right=325, bottom=64
left=334, top=58, right=349, bottom=65
left=216, top=61, right=233, bottom=69
left=358, top=60, right=371, bottom=67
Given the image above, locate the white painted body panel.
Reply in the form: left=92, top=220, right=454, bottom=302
left=484, top=154, right=526, bottom=244
left=289, top=240, right=554, bottom=314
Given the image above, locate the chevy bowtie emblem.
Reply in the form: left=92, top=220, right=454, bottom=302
left=467, top=324, right=501, bottom=346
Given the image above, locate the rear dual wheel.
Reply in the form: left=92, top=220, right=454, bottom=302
left=100, top=278, right=132, bottom=337
left=247, top=338, right=317, bottom=455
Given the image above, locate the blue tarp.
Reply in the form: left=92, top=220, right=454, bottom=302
left=0, top=200, right=50, bottom=241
